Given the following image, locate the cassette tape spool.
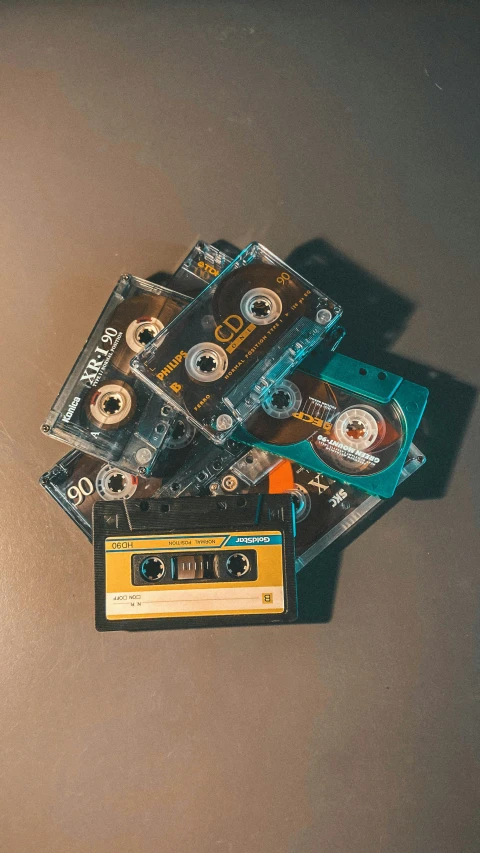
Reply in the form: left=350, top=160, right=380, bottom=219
left=41, top=244, right=224, bottom=475
left=179, top=444, right=426, bottom=570
left=130, top=242, right=342, bottom=445
left=40, top=450, right=164, bottom=541
left=93, top=494, right=297, bottom=631
left=235, top=352, right=428, bottom=498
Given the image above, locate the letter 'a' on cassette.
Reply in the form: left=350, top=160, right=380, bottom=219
left=130, top=243, right=343, bottom=445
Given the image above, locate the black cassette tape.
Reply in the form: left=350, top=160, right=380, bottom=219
left=130, top=242, right=342, bottom=445
left=93, top=494, right=297, bottom=630
left=236, top=352, right=428, bottom=498
left=41, top=243, right=228, bottom=475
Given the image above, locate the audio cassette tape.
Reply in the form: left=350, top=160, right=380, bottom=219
left=40, top=450, right=164, bottom=541
left=130, top=242, right=342, bottom=445
left=41, top=243, right=224, bottom=476
left=93, top=494, right=297, bottom=630
left=235, top=352, right=428, bottom=498
left=159, top=442, right=425, bottom=569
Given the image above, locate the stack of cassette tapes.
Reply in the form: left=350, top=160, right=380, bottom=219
left=41, top=240, right=428, bottom=630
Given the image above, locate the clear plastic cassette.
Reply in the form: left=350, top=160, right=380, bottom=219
left=171, top=240, right=235, bottom=293
left=130, top=242, right=343, bottom=445
left=41, top=243, right=225, bottom=475
left=165, top=443, right=425, bottom=570
left=40, top=450, right=164, bottom=541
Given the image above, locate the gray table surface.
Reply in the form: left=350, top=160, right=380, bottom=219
left=1, top=3, right=479, bottom=852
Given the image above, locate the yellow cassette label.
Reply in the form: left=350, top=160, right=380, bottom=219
left=104, top=530, right=285, bottom=620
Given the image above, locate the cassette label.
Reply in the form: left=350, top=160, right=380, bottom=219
left=104, top=530, right=284, bottom=618
left=235, top=352, right=428, bottom=498
left=94, top=494, right=297, bottom=630
left=130, top=242, right=342, bottom=444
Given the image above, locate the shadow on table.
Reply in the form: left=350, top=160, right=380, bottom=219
left=149, top=237, right=477, bottom=624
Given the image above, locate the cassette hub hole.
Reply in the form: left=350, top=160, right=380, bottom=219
left=172, top=421, right=186, bottom=440
left=346, top=420, right=366, bottom=441
left=271, top=389, right=291, bottom=411
left=107, top=473, right=127, bottom=493
left=140, top=557, right=166, bottom=582
left=250, top=297, right=271, bottom=318
left=137, top=326, right=156, bottom=346
left=102, top=394, right=124, bottom=415
left=196, top=354, right=217, bottom=374
left=226, top=553, right=250, bottom=577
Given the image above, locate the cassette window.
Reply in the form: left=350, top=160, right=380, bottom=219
left=40, top=450, right=164, bottom=541
left=130, top=242, right=342, bottom=445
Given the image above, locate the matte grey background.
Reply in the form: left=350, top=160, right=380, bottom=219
left=0, top=2, right=479, bottom=851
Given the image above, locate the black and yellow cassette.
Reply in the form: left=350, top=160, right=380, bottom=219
left=93, top=494, right=297, bottom=630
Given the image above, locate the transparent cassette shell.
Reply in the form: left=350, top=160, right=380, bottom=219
left=171, top=241, right=234, bottom=292
left=41, top=243, right=225, bottom=476
left=236, top=351, right=429, bottom=498
left=294, top=444, right=426, bottom=570
left=39, top=450, right=163, bottom=541
left=131, top=242, right=343, bottom=445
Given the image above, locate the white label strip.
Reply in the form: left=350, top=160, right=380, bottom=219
left=106, top=586, right=284, bottom=616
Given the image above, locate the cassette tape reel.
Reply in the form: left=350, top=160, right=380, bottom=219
left=235, top=352, right=428, bottom=498
left=130, top=242, right=342, bottom=445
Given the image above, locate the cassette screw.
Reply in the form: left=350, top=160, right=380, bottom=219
left=215, top=414, right=233, bottom=432
left=135, top=448, right=153, bottom=465
left=209, top=482, right=220, bottom=494
left=41, top=424, right=50, bottom=433
left=221, top=474, right=238, bottom=492
left=139, top=467, right=147, bottom=475
left=316, top=308, right=333, bottom=325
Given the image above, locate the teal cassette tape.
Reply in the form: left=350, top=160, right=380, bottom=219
left=235, top=352, right=428, bottom=498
